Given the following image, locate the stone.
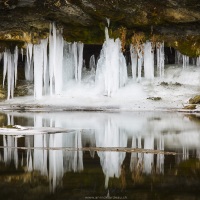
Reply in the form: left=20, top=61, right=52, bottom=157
left=183, top=104, right=196, bottom=109
left=189, top=95, right=200, bottom=104
left=0, top=0, right=199, bottom=55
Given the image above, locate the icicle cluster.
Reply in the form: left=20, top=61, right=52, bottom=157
left=130, top=41, right=163, bottom=81
left=156, top=42, right=165, bottom=78
left=175, top=50, right=189, bottom=68
left=3, top=47, right=18, bottom=100
left=23, top=23, right=84, bottom=99
left=96, top=27, right=128, bottom=96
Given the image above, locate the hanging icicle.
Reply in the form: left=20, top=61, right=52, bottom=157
left=144, top=41, right=154, bottom=80
left=3, top=47, right=18, bottom=100
left=130, top=44, right=137, bottom=80
left=156, top=42, right=164, bottom=78
left=197, top=56, right=200, bottom=67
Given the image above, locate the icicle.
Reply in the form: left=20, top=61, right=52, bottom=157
left=21, top=48, right=23, bottom=61
left=42, top=39, right=49, bottom=95
left=14, top=46, right=18, bottom=87
left=34, top=44, right=43, bottom=99
left=137, top=47, right=143, bottom=82
left=106, top=18, right=110, bottom=27
left=54, top=29, right=64, bottom=95
left=77, top=42, right=84, bottom=82
left=3, top=50, right=8, bottom=88
left=25, top=43, right=34, bottom=81
left=63, top=42, right=75, bottom=84
left=73, top=42, right=78, bottom=81
left=156, top=42, right=165, bottom=78
left=3, top=49, right=17, bottom=100
left=89, top=55, right=96, bottom=70
left=130, top=44, right=137, bottom=79
left=197, top=56, right=200, bottom=67
left=48, top=23, right=64, bottom=95
left=0, top=52, right=3, bottom=62
left=183, top=55, right=189, bottom=69
left=95, top=27, right=128, bottom=96
left=144, top=41, right=154, bottom=80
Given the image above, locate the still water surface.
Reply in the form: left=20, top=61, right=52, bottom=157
left=0, top=111, right=200, bottom=200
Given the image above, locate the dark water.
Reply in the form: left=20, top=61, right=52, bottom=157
left=0, top=111, right=200, bottom=200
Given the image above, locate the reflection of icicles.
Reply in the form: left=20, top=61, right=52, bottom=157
left=182, top=147, right=189, bottom=160
left=96, top=119, right=127, bottom=188
left=74, top=131, right=84, bottom=171
left=62, top=131, right=84, bottom=173
left=3, top=135, right=8, bottom=164
left=156, top=136, right=164, bottom=174
left=26, top=137, right=33, bottom=172
left=21, top=153, right=24, bottom=166
left=49, top=133, right=64, bottom=192
left=143, top=136, right=154, bottom=174
left=14, top=137, right=18, bottom=169
left=130, top=136, right=137, bottom=172
left=34, top=116, right=48, bottom=176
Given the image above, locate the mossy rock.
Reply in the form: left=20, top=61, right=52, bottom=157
left=183, top=104, right=196, bottom=110
left=147, top=97, right=162, bottom=101
left=189, top=95, right=200, bottom=104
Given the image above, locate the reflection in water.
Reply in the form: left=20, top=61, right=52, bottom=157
left=1, top=112, right=200, bottom=191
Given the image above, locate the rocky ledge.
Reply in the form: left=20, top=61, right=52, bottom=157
left=0, top=0, right=200, bottom=56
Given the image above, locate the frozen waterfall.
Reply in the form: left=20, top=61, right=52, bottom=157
left=95, top=27, right=128, bottom=96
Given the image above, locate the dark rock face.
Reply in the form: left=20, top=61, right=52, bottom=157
left=0, top=0, right=199, bottom=55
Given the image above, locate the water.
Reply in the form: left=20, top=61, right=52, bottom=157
left=1, top=111, right=200, bottom=199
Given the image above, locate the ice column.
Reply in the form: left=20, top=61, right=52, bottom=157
left=144, top=42, right=154, bottom=80
left=77, top=42, right=84, bottom=81
left=96, top=27, right=128, bottom=96
left=130, top=44, right=137, bottom=79
left=137, top=46, right=143, bottom=82
left=156, top=136, right=164, bottom=174
left=34, top=43, right=43, bottom=99
left=63, top=42, right=75, bottom=84
left=25, top=43, right=34, bottom=81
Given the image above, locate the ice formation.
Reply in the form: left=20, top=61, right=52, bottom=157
left=1, top=23, right=200, bottom=100
left=95, top=27, right=128, bottom=96
left=1, top=112, right=200, bottom=191
left=3, top=47, right=18, bottom=99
